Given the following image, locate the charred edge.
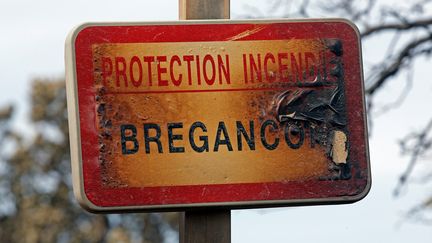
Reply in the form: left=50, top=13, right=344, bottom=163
left=96, top=101, right=129, bottom=187
left=327, top=39, right=351, bottom=181
left=325, top=39, right=343, bottom=57
left=93, top=48, right=129, bottom=188
left=95, top=80, right=111, bottom=185
left=275, top=38, right=351, bottom=180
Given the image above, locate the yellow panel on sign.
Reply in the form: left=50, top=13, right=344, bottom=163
left=92, top=39, right=337, bottom=187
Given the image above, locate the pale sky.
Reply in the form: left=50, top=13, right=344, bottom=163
left=0, top=0, right=431, bottom=242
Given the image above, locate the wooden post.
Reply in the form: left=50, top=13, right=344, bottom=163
left=178, top=1, right=231, bottom=243
left=179, top=210, right=231, bottom=243
left=179, top=0, right=230, bottom=20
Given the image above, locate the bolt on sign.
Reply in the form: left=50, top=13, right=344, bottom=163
left=65, top=19, right=371, bottom=212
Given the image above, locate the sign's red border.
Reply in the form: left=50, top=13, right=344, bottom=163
left=65, top=19, right=370, bottom=212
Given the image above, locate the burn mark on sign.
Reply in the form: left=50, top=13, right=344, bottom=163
left=89, top=35, right=362, bottom=188
left=325, top=39, right=343, bottom=57
left=276, top=85, right=346, bottom=126
left=94, top=45, right=134, bottom=187
left=275, top=39, right=351, bottom=180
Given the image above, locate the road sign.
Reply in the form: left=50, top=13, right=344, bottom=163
left=65, top=19, right=370, bottom=212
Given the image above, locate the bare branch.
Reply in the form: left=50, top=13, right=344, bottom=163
left=400, top=196, right=432, bottom=225
left=394, top=118, right=432, bottom=196
left=318, top=0, right=376, bottom=22
left=384, top=32, right=401, bottom=58
left=366, top=34, right=432, bottom=96
left=351, top=0, right=376, bottom=22
left=373, top=66, right=413, bottom=116
left=362, top=18, right=432, bottom=37
left=298, top=0, right=310, bottom=17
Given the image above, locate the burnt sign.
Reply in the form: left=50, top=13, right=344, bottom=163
left=65, top=19, right=370, bottom=212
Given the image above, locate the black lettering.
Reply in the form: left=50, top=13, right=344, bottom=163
left=260, top=120, right=279, bottom=150
left=284, top=123, right=304, bottom=149
left=168, top=122, right=185, bottom=153
left=214, top=121, right=233, bottom=151
left=144, top=123, right=162, bottom=153
left=236, top=121, right=255, bottom=151
left=189, top=121, right=209, bottom=152
left=120, top=124, right=139, bottom=154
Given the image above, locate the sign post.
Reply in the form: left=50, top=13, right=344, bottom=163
left=65, top=21, right=370, bottom=211
left=179, top=1, right=231, bottom=242
left=65, top=1, right=371, bottom=243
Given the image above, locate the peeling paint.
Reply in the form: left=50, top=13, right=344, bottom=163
left=276, top=81, right=346, bottom=126
left=274, top=38, right=352, bottom=180
left=330, top=130, right=348, bottom=164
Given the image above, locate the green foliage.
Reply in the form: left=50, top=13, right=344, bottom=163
left=0, top=79, right=178, bottom=243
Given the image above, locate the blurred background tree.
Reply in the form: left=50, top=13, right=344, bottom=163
left=0, top=0, right=431, bottom=243
left=0, top=80, right=178, bottom=242
left=240, top=0, right=432, bottom=224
